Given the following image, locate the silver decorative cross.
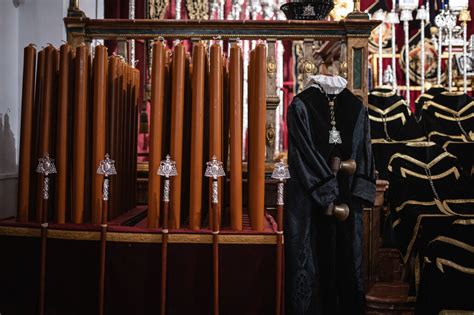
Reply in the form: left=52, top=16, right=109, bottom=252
left=205, top=155, right=226, bottom=204
left=97, top=154, right=117, bottom=201
left=158, top=155, right=178, bottom=202
left=36, top=153, right=57, bottom=200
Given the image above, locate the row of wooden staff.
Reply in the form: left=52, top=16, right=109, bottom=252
left=148, top=41, right=267, bottom=232
left=17, top=43, right=139, bottom=225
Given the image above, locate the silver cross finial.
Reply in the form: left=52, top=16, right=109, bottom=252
left=158, top=155, right=178, bottom=178
left=271, top=160, right=290, bottom=181
left=36, top=153, right=57, bottom=176
left=97, top=154, right=117, bottom=177
left=205, top=155, right=226, bottom=179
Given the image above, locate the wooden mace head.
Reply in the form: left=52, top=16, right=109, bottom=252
left=330, top=157, right=357, bottom=176
left=333, top=203, right=350, bottom=221
left=323, top=203, right=350, bottom=222
left=340, top=159, right=357, bottom=176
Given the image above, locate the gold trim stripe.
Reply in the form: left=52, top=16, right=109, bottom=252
left=399, top=166, right=460, bottom=180
left=434, top=112, right=474, bottom=121
left=0, top=227, right=279, bottom=244
left=369, top=112, right=407, bottom=125
left=388, top=151, right=455, bottom=172
left=432, top=236, right=474, bottom=253
left=368, top=99, right=406, bottom=115
left=423, top=100, right=474, bottom=116
left=369, top=89, right=397, bottom=97
left=0, top=226, right=41, bottom=237
left=436, top=258, right=474, bottom=274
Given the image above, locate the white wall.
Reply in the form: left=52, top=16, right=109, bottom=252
left=0, top=0, right=103, bottom=219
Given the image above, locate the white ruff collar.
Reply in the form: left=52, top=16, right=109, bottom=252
left=303, top=75, right=347, bottom=95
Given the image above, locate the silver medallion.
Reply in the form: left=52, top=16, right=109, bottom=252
left=329, top=127, right=342, bottom=144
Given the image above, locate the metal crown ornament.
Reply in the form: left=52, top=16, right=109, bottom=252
left=271, top=160, right=291, bottom=181
left=158, top=155, right=178, bottom=178
left=36, top=153, right=57, bottom=176
left=97, top=154, right=117, bottom=177
left=205, top=155, right=226, bottom=179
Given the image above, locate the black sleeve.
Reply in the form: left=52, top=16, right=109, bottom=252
left=352, top=107, right=376, bottom=205
left=287, top=97, right=338, bottom=207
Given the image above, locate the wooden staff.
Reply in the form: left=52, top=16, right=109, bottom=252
left=55, top=43, right=72, bottom=224
left=37, top=45, right=56, bottom=223
left=205, top=157, right=226, bottom=315
left=18, top=44, right=36, bottom=222
left=92, top=45, right=108, bottom=224
left=131, top=68, right=139, bottom=211
left=169, top=43, right=186, bottom=229
left=107, top=57, right=119, bottom=220
left=209, top=44, right=223, bottom=229
left=248, top=44, right=266, bottom=231
left=32, top=49, right=45, bottom=221
left=271, top=160, right=290, bottom=315
left=72, top=45, right=89, bottom=224
left=157, top=155, right=178, bottom=315
left=229, top=44, right=243, bottom=231
left=36, top=154, right=57, bottom=315
left=189, top=43, right=206, bottom=230
left=97, top=154, right=117, bottom=315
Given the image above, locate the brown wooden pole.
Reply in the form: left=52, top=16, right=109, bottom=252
left=55, top=44, right=72, bottom=224
left=148, top=42, right=166, bottom=228
left=72, top=45, right=89, bottom=224
left=107, top=57, right=118, bottom=220
left=248, top=44, right=266, bottom=231
left=212, top=178, right=220, bottom=315
left=275, top=190, right=284, bottom=315
left=39, top=196, right=48, bottom=315
left=160, top=181, right=170, bottom=315
left=18, top=44, right=36, bottom=222
left=169, top=44, right=186, bottom=229
left=229, top=44, right=243, bottom=231
left=98, top=181, right=109, bottom=315
left=91, top=45, right=108, bottom=224
left=37, top=45, right=55, bottom=223
left=189, top=43, right=206, bottom=230
left=209, top=44, right=223, bottom=228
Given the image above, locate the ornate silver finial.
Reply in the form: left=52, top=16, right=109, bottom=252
left=205, top=155, right=226, bottom=179
left=97, top=154, right=117, bottom=177
left=36, top=153, right=56, bottom=200
left=158, top=155, right=178, bottom=203
left=271, top=160, right=291, bottom=181
left=158, top=155, right=178, bottom=178
left=205, top=155, right=225, bottom=205
left=272, top=160, right=290, bottom=207
left=36, top=153, right=57, bottom=176
left=97, top=154, right=117, bottom=201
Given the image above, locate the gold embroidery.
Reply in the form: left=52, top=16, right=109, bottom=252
left=432, top=236, right=474, bottom=253
left=436, top=258, right=474, bottom=274
left=392, top=218, right=401, bottom=228
left=406, top=141, right=436, bottom=147
left=443, top=199, right=474, bottom=215
left=395, top=200, right=436, bottom=213
left=423, top=100, right=474, bottom=116
left=399, top=166, right=460, bottom=180
left=370, top=89, right=397, bottom=97
left=368, top=99, right=406, bottom=115
left=441, top=91, right=466, bottom=96
left=434, top=112, right=474, bottom=121
left=415, top=93, right=434, bottom=103
left=369, top=112, right=407, bottom=125
left=453, top=219, right=474, bottom=225
left=428, top=131, right=468, bottom=142
left=388, top=151, right=455, bottom=172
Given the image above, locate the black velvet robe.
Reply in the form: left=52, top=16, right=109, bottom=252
left=421, top=92, right=474, bottom=144
left=285, top=87, right=376, bottom=315
left=368, top=88, right=425, bottom=143
left=416, top=219, right=474, bottom=314
left=414, top=86, right=446, bottom=120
